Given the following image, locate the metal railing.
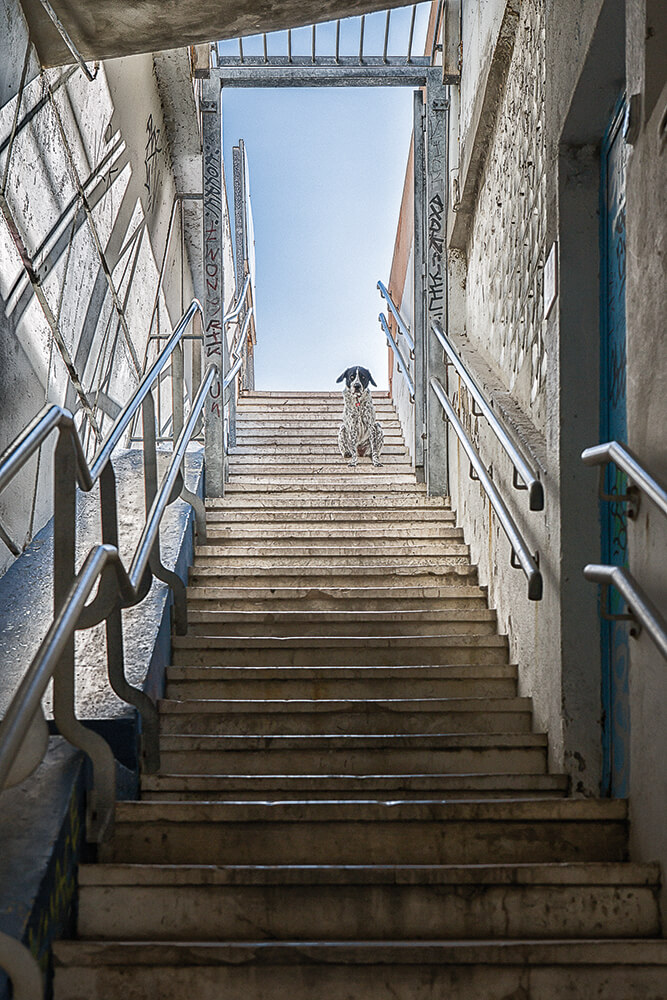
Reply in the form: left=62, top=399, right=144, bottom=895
left=378, top=280, right=415, bottom=354
left=0, top=296, right=247, bottom=995
left=218, top=4, right=433, bottom=68
left=432, top=321, right=544, bottom=511
left=430, top=376, right=542, bottom=601
left=377, top=282, right=415, bottom=402
left=581, top=439, right=667, bottom=520
left=0, top=298, right=212, bottom=836
left=583, top=564, right=667, bottom=661
left=582, top=440, right=667, bottom=660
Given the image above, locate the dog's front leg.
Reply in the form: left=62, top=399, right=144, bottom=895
left=338, top=424, right=353, bottom=460
left=370, top=423, right=384, bottom=467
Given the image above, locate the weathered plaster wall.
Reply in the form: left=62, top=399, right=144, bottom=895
left=445, top=0, right=627, bottom=793
left=0, top=0, right=209, bottom=577
left=465, top=0, right=547, bottom=428
left=624, top=0, right=667, bottom=909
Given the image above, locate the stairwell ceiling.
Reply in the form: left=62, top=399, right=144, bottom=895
left=21, top=0, right=416, bottom=66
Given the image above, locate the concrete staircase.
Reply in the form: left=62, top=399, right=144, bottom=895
left=53, top=392, right=667, bottom=997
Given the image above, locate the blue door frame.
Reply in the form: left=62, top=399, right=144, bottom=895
left=599, top=94, right=629, bottom=797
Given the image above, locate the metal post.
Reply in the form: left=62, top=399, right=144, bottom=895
left=413, top=89, right=426, bottom=482
left=201, top=79, right=225, bottom=496
left=53, top=431, right=115, bottom=842
left=424, top=70, right=449, bottom=496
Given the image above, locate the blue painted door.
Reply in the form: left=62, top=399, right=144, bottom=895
left=600, top=97, right=629, bottom=797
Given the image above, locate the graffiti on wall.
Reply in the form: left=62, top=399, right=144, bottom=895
left=427, top=192, right=445, bottom=313
left=203, top=142, right=224, bottom=418
left=144, top=114, right=162, bottom=213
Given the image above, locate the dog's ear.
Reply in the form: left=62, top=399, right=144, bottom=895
left=368, top=371, right=377, bottom=386
left=336, top=370, right=349, bottom=383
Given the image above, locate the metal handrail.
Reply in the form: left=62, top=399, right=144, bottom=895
left=584, top=564, right=667, bottom=661
left=92, top=299, right=202, bottom=479
left=430, top=376, right=542, bottom=600
left=432, top=321, right=544, bottom=511
left=377, top=280, right=415, bottom=354
left=581, top=440, right=667, bottom=519
left=224, top=273, right=251, bottom=327
left=0, top=299, right=208, bottom=837
left=379, top=313, right=415, bottom=401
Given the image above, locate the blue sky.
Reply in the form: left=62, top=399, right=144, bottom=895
left=222, top=86, right=415, bottom=391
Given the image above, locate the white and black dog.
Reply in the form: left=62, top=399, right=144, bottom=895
left=336, top=367, right=384, bottom=467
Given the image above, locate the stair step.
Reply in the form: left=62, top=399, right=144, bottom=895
left=166, top=663, right=519, bottom=699
left=76, top=862, right=660, bottom=942
left=140, top=772, right=569, bottom=800
left=206, top=493, right=445, bottom=508
left=156, top=732, right=548, bottom=776
left=204, top=508, right=456, bottom=522
left=157, top=696, right=532, bottom=736
left=201, top=524, right=463, bottom=540
left=172, top=633, right=508, bottom=668
left=185, top=584, right=488, bottom=612
left=193, top=543, right=470, bottom=560
left=185, top=610, right=497, bottom=638
left=224, top=478, right=421, bottom=489
left=229, top=465, right=416, bottom=476
left=52, top=939, right=667, bottom=1000
left=99, top=799, right=626, bottom=866
left=188, top=566, right=479, bottom=588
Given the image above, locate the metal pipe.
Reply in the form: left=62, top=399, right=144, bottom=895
left=0, top=544, right=121, bottom=793
left=430, top=375, right=543, bottom=600
left=377, top=280, right=415, bottom=353
left=224, top=353, right=244, bottom=391
left=90, top=299, right=202, bottom=481
left=584, top=563, right=667, bottom=661
left=231, top=306, right=254, bottom=359
left=582, top=440, right=667, bottom=519
left=359, top=15, right=366, bottom=62
left=407, top=5, right=417, bottom=63
left=379, top=313, right=415, bottom=400
left=131, top=367, right=216, bottom=588
left=224, top=274, right=251, bottom=325
left=432, top=321, right=544, bottom=511
left=383, top=10, right=391, bottom=64
left=37, top=0, right=98, bottom=81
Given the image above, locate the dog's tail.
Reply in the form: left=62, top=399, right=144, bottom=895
left=357, top=443, right=370, bottom=457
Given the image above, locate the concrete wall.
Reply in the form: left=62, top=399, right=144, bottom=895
left=623, top=0, right=667, bottom=907
left=0, top=0, right=216, bottom=577
left=437, top=0, right=667, bottom=896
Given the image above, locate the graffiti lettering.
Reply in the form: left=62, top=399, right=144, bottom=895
left=144, top=114, right=162, bottom=213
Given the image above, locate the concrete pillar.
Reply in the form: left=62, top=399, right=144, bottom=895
left=201, top=78, right=225, bottom=497
left=424, top=71, right=449, bottom=496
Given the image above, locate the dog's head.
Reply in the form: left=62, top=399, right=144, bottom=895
left=336, top=367, right=377, bottom=397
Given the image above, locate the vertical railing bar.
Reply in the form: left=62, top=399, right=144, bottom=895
left=335, top=20, right=341, bottom=63
left=359, top=15, right=366, bottom=63
left=431, top=0, right=445, bottom=63
left=239, top=36, right=244, bottom=63
left=263, top=32, right=268, bottom=63
left=288, top=29, right=292, bottom=63
left=407, top=4, right=417, bottom=63
left=383, top=10, right=391, bottom=64
left=312, top=23, right=316, bottom=64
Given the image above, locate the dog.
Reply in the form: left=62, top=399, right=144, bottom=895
left=336, top=367, right=384, bottom=467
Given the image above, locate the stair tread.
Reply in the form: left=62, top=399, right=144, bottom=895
left=158, top=697, right=530, bottom=713
left=53, top=938, right=667, bottom=965
left=78, top=861, right=659, bottom=887
left=112, top=798, right=625, bottom=822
